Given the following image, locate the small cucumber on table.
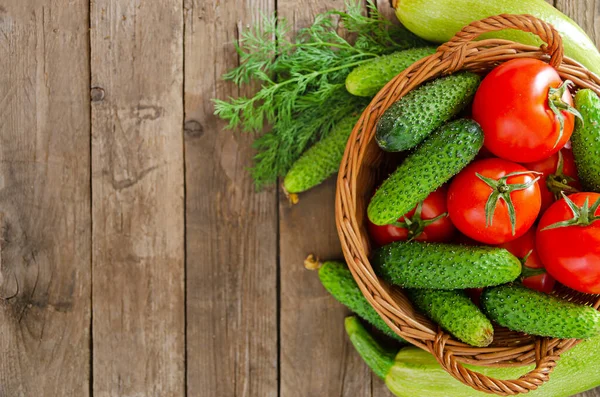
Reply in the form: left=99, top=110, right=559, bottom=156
left=346, top=47, right=437, bottom=97
left=371, top=241, right=521, bottom=289
left=283, top=113, right=359, bottom=198
left=318, top=260, right=405, bottom=342
left=572, top=89, right=600, bottom=192
left=482, top=284, right=600, bottom=339
left=376, top=72, right=481, bottom=152
left=406, top=289, right=493, bottom=347
left=368, top=118, right=483, bottom=226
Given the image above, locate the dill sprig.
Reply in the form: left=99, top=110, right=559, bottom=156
left=213, top=1, right=427, bottom=189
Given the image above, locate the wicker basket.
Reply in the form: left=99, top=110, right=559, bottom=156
left=336, top=14, right=600, bottom=395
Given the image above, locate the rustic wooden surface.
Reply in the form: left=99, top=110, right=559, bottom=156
left=0, top=0, right=599, bottom=396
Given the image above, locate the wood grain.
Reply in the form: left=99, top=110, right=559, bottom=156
left=90, top=1, right=185, bottom=396
left=0, top=1, right=91, bottom=396
left=183, top=0, right=278, bottom=396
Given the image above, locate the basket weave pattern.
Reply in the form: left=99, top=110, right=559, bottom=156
left=336, top=14, right=600, bottom=395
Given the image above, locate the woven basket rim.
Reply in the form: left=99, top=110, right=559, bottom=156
left=335, top=13, right=600, bottom=396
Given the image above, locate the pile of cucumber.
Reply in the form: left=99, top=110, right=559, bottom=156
left=314, top=65, right=600, bottom=347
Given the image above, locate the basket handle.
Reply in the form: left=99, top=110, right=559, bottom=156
left=431, top=331, right=559, bottom=395
left=437, top=14, right=564, bottom=72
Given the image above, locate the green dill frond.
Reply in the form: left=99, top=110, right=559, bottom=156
left=213, top=0, right=427, bottom=189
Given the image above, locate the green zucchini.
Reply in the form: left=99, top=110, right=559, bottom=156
left=393, top=0, right=600, bottom=77
left=367, top=119, right=483, bottom=226
left=346, top=47, right=437, bottom=97
left=346, top=316, right=600, bottom=397
left=406, top=289, right=493, bottom=347
left=481, top=284, right=600, bottom=339
left=371, top=241, right=521, bottom=289
left=376, top=72, right=481, bottom=152
left=318, top=261, right=405, bottom=342
left=572, top=89, right=600, bottom=192
left=283, top=113, right=359, bottom=196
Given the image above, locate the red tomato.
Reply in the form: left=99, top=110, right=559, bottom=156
left=537, top=192, right=600, bottom=294
left=466, top=288, right=483, bottom=306
left=498, top=227, right=556, bottom=293
left=368, top=187, right=455, bottom=246
left=472, top=59, right=579, bottom=163
left=447, top=158, right=542, bottom=244
left=522, top=148, right=581, bottom=213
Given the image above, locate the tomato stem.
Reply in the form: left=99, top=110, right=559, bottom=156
left=545, top=150, right=579, bottom=199
left=542, top=193, right=600, bottom=230
left=547, top=80, right=583, bottom=149
left=392, top=200, right=448, bottom=241
left=476, top=171, right=542, bottom=235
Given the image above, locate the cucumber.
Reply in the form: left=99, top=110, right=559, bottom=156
left=318, top=261, right=405, bottom=342
left=482, top=284, right=600, bottom=339
left=283, top=113, right=359, bottom=194
left=371, top=241, right=521, bottom=289
left=572, top=89, right=600, bottom=192
left=368, top=119, right=483, bottom=226
left=346, top=315, right=600, bottom=397
left=346, top=47, right=437, bottom=97
left=406, top=289, right=493, bottom=347
left=392, top=0, right=600, bottom=77
left=376, top=72, right=481, bottom=152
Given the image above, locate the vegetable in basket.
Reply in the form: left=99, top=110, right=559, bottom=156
left=345, top=316, right=600, bottom=397
left=572, top=89, right=600, bottom=192
left=391, top=0, right=600, bottom=77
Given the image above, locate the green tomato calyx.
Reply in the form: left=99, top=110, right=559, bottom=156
left=545, top=150, right=579, bottom=199
left=392, top=200, right=448, bottom=241
left=547, top=80, right=583, bottom=148
left=542, top=193, right=600, bottom=230
left=476, top=170, right=542, bottom=235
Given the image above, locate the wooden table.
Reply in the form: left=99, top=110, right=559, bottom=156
left=0, top=0, right=598, bottom=396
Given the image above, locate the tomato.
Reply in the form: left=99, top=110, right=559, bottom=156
left=472, top=58, right=580, bottom=163
left=498, top=227, right=556, bottom=293
left=522, top=148, right=581, bottom=213
left=447, top=158, right=542, bottom=244
left=466, top=288, right=483, bottom=307
left=368, top=187, right=455, bottom=246
left=537, top=192, right=600, bottom=294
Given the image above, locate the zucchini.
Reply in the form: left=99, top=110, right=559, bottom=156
left=346, top=315, right=600, bottom=397
left=572, top=89, right=600, bottom=192
left=376, top=72, right=481, bottom=152
left=482, top=284, right=600, bottom=339
left=318, top=260, right=405, bottom=342
left=371, top=241, right=521, bottom=289
left=368, top=119, right=483, bottom=226
left=283, top=113, right=359, bottom=196
left=406, top=289, right=493, bottom=347
left=393, top=0, right=600, bottom=77
left=346, top=47, right=437, bottom=97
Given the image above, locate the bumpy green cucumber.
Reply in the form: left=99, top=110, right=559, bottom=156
left=283, top=114, right=360, bottom=194
left=319, top=261, right=405, bottom=342
left=346, top=47, right=437, bottom=97
left=371, top=241, right=521, bottom=289
left=572, top=89, right=600, bottom=192
left=393, top=0, right=600, bottom=77
left=482, top=284, right=600, bottom=339
left=368, top=119, right=483, bottom=225
left=376, top=72, right=480, bottom=152
left=406, top=289, right=493, bottom=347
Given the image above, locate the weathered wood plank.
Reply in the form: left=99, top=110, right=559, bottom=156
left=90, top=1, right=185, bottom=396
left=183, top=0, right=278, bottom=396
left=0, top=1, right=91, bottom=396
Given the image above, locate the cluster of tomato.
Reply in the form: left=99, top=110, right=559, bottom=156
left=369, top=58, right=600, bottom=296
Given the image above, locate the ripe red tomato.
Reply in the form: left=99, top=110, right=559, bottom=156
left=447, top=158, right=542, bottom=244
left=498, top=227, right=555, bottom=293
left=537, top=192, right=600, bottom=294
left=472, top=58, right=579, bottom=163
left=368, top=187, right=455, bottom=246
left=522, top=148, right=581, bottom=213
